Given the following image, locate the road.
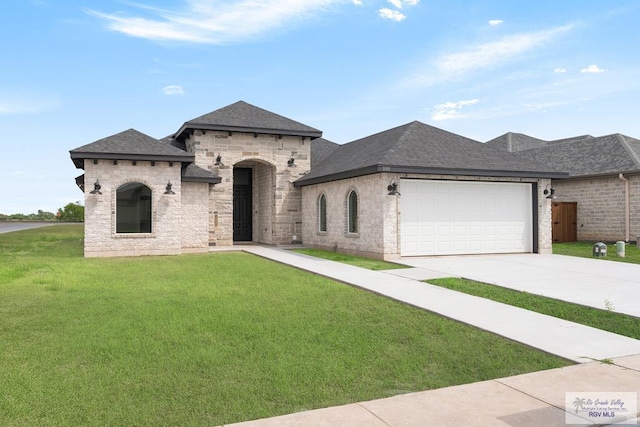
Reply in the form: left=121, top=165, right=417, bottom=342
left=0, top=222, right=59, bottom=234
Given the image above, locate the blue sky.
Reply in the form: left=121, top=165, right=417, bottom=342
left=2, top=0, right=639, bottom=214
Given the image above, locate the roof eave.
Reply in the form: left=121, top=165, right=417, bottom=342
left=69, top=151, right=194, bottom=169
left=182, top=176, right=222, bottom=184
left=295, top=166, right=380, bottom=187
left=386, top=165, right=569, bottom=179
left=175, top=123, right=322, bottom=141
left=295, top=164, right=569, bottom=187
left=554, top=169, right=640, bottom=181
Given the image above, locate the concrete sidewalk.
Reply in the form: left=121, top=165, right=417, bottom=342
left=243, top=246, right=640, bottom=363
left=226, top=355, right=640, bottom=427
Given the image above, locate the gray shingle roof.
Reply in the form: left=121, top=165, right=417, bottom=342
left=182, top=163, right=221, bottom=184
left=311, top=137, right=339, bottom=168
left=486, top=132, right=594, bottom=152
left=508, top=134, right=640, bottom=177
left=70, top=128, right=194, bottom=169
left=174, top=100, right=322, bottom=140
left=296, top=121, right=567, bottom=186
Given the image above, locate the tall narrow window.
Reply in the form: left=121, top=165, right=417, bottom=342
left=347, top=190, right=358, bottom=233
left=116, top=183, right=152, bottom=233
left=318, top=194, right=327, bottom=232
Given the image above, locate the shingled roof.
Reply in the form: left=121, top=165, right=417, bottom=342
left=181, top=163, right=222, bottom=184
left=70, top=128, right=194, bottom=169
left=174, top=100, right=322, bottom=140
left=296, top=121, right=567, bottom=186
left=490, top=133, right=640, bottom=177
left=311, top=137, right=339, bottom=168
left=486, top=132, right=594, bottom=152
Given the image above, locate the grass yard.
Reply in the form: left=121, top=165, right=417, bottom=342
left=554, top=241, right=640, bottom=264
left=1, top=225, right=571, bottom=426
left=428, top=278, right=640, bottom=340
left=292, top=248, right=408, bottom=270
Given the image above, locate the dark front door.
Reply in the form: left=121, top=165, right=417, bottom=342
left=552, top=202, right=577, bottom=242
left=233, top=168, right=253, bottom=242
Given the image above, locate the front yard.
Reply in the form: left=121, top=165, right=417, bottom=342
left=0, top=225, right=570, bottom=426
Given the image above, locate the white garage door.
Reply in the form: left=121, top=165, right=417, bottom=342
left=400, top=180, right=533, bottom=256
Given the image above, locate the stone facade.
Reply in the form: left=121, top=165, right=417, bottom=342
left=302, top=174, right=391, bottom=259
left=181, top=182, right=211, bottom=253
left=552, top=173, right=640, bottom=242
left=83, top=160, right=185, bottom=257
left=302, top=174, right=553, bottom=260
left=183, top=130, right=310, bottom=246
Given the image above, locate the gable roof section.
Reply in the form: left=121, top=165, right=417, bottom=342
left=511, top=134, right=640, bottom=177
left=70, top=128, right=194, bottom=169
left=296, top=121, right=567, bottom=186
left=174, top=100, right=322, bottom=140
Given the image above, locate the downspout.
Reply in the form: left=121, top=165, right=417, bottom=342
left=618, top=173, right=630, bottom=242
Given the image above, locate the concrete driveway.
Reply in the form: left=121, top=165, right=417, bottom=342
left=396, top=254, right=640, bottom=317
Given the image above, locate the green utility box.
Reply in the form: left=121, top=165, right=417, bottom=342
left=593, top=242, right=607, bottom=257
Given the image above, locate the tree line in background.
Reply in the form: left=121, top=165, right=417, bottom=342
left=0, top=202, right=84, bottom=222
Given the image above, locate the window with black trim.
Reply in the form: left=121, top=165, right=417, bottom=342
left=116, top=182, right=152, bottom=233
left=347, top=190, right=358, bottom=233
left=318, top=194, right=327, bottom=232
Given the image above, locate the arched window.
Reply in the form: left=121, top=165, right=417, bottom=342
left=116, top=183, right=152, bottom=233
left=347, top=190, right=358, bottom=233
left=318, top=194, right=327, bottom=232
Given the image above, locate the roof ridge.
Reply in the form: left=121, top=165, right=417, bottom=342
left=616, top=134, right=640, bottom=169
left=174, top=100, right=322, bottom=140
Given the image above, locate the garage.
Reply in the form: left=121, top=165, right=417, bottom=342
left=401, top=180, right=533, bottom=256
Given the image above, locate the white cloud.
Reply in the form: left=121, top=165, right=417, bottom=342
left=387, top=0, right=419, bottom=9
left=352, top=0, right=363, bottom=5
left=431, top=99, right=479, bottom=121
left=378, top=8, right=405, bottom=21
left=581, top=64, right=604, bottom=74
left=0, top=101, right=47, bottom=114
left=163, top=85, right=185, bottom=95
left=554, top=67, right=567, bottom=73
left=488, top=19, right=503, bottom=26
left=405, top=24, right=574, bottom=87
left=87, top=0, right=354, bottom=44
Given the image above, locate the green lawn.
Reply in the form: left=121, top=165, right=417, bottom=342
left=428, top=278, right=640, bottom=340
left=292, top=248, right=408, bottom=270
left=554, top=241, right=640, bottom=264
left=1, top=226, right=571, bottom=426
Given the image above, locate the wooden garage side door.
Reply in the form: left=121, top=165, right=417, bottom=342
left=400, top=180, right=533, bottom=256
left=551, top=202, right=577, bottom=242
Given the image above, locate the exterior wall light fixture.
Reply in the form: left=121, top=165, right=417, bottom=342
left=387, top=179, right=401, bottom=196
left=164, top=181, right=175, bottom=195
left=288, top=155, right=296, bottom=167
left=215, top=154, right=223, bottom=166
left=544, top=185, right=556, bottom=199
left=90, top=180, right=102, bottom=195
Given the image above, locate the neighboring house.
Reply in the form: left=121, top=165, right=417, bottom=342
left=486, top=132, right=640, bottom=243
left=70, top=101, right=567, bottom=259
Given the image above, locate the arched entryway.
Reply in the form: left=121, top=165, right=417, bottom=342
left=233, top=159, right=276, bottom=244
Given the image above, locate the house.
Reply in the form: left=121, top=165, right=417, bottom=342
left=486, top=132, right=640, bottom=243
left=70, top=101, right=567, bottom=259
